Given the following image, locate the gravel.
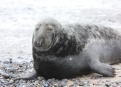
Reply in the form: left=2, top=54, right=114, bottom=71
left=0, top=60, right=121, bottom=87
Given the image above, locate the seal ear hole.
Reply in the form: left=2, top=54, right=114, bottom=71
left=39, top=24, right=41, bottom=26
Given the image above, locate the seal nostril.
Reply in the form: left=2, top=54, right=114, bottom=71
left=39, top=39, right=44, bottom=45
left=35, top=39, right=44, bottom=47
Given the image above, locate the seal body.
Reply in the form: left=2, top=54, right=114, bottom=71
left=32, top=18, right=121, bottom=79
left=34, top=39, right=121, bottom=79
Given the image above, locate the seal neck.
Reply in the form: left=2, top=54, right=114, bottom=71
left=33, top=28, right=85, bottom=57
left=49, top=30, right=82, bottom=57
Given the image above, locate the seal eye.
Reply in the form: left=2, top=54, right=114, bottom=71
left=36, top=24, right=41, bottom=31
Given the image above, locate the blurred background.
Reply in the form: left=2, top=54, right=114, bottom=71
left=0, top=0, right=121, bottom=62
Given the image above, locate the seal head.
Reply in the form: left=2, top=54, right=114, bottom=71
left=32, top=18, right=62, bottom=52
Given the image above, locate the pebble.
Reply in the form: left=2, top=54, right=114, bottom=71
left=3, top=61, right=10, bottom=64
left=0, top=79, right=6, bottom=83
left=79, top=81, right=84, bottom=86
left=37, top=76, right=45, bottom=81
left=105, top=82, right=111, bottom=87
left=9, top=68, right=18, bottom=73
left=19, top=64, right=23, bottom=67
left=9, top=58, right=12, bottom=63
left=9, top=79, right=14, bottom=83
left=43, top=83, right=49, bottom=87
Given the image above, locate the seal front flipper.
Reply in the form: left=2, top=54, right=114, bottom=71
left=14, top=69, right=37, bottom=80
left=89, top=60, right=116, bottom=77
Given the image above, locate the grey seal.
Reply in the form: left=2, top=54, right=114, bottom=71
left=29, top=18, right=121, bottom=79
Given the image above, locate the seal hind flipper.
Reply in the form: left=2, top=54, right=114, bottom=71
left=89, top=60, right=116, bottom=77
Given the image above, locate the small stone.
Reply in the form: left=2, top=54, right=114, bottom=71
left=106, top=80, right=111, bottom=82
left=105, top=82, right=111, bottom=87
left=118, top=80, right=121, bottom=83
left=83, top=81, right=89, bottom=85
left=18, top=69, right=23, bottom=72
left=37, top=83, right=44, bottom=87
left=19, top=64, right=23, bottom=67
left=9, top=59, right=12, bottom=63
left=9, top=79, right=14, bottom=83
left=37, top=76, right=45, bottom=80
left=91, top=75, right=103, bottom=79
left=9, top=68, right=18, bottom=73
left=79, top=81, right=84, bottom=86
left=0, top=79, right=6, bottom=83
left=66, top=80, right=74, bottom=86
left=3, top=61, right=9, bottom=64
left=35, top=80, right=40, bottom=83
left=43, top=83, right=49, bottom=87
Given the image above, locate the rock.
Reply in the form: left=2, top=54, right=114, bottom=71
left=3, top=61, right=10, bottom=64
left=9, top=58, right=12, bottom=63
left=79, top=81, right=84, bottom=86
